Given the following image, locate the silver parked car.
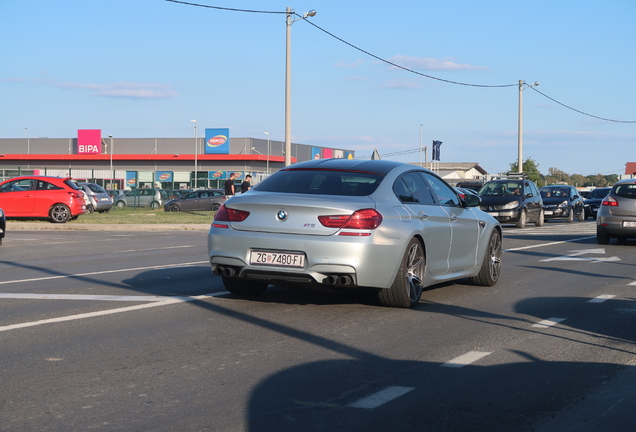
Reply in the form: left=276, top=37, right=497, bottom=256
left=77, top=182, right=113, bottom=213
left=596, top=178, right=636, bottom=244
left=164, top=189, right=226, bottom=212
left=207, top=159, right=502, bottom=308
left=114, top=188, right=169, bottom=209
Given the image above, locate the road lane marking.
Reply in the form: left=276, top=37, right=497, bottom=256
left=588, top=295, right=616, bottom=303
left=0, top=293, right=191, bottom=302
left=442, top=351, right=492, bottom=368
left=0, top=261, right=209, bottom=285
left=629, top=280, right=636, bottom=286
left=504, top=236, right=596, bottom=252
left=532, top=318, right=566, bottom=328
left=539, top=248, right=620, bottom=263
left=0, top=292, right=229, bottom=333
left=348, top=386, right=415, bottom=409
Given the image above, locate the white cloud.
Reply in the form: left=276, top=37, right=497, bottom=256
left=334, top=59, right=364, bottom=68
left=387, top=55, right=489, bottom=71
left=44, top=79, right=178, bottom=99
left=380, top=80, right=421, bottom=90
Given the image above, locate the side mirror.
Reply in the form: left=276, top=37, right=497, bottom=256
left=463, top=193, right=481, bottom=207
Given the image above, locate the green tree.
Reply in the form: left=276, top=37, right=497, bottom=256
left=593, top=174, right=608, bottom=187
left=570, top=174, right=587, bottom=187
left=547, top=167, right=571, bottom=184
left=509, top=158, right=542, bottom=186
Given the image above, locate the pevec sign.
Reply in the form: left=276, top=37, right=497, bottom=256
left=77, top=129, right=102, bottom=154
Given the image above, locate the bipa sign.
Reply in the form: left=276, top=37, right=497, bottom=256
left=77, top=129, right=102, bottom=154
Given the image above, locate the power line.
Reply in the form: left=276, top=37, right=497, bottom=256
left=166, top=0, right=635, bottom=122
left=528, top=86, right=636, bottom=123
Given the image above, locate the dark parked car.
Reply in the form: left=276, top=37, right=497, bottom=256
left=0, top=207, right=5, bottom=246
left=455, top=181, right=484, bottom=193
left=164, top=189, right=226, bottom=212
left=596, top=179, right=636, bottom=244
left=478, top=175, right=544, bottom=228
left=539, top=185, right=585, bottom=223
left=583, top=187, right=611, bottom=219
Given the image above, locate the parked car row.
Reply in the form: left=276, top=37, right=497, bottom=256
left=475, top=175, right=590, bottom=228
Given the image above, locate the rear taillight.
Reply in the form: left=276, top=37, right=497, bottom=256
left=602, top=196, right=618, bottom=206
left=68, top=192, right=83, bottom=199
left=213, top=204, right=250, bottom=222
left=318, top=208, right=383, bottom=230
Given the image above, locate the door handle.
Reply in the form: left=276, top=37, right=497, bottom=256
left=418, top=212, right=428, bottom=221
left=450, top=215, right=458, bottom=222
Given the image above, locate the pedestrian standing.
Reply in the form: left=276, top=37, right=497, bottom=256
left=224, top=172, right=237, bottom=198
left=241, top=175, right=252, bottom=194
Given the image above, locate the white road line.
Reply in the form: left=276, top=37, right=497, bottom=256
left=118, top=245, right=199, bottom=253
left=532, top=318, right=566, bottom=328
left=0, top=292, right=229, bottom=333
left=0, top=261, right=209, bottom=285
left=588, top=295, right=616, bottom=303
left=348, top=386, right=415, bottom=409
left=0, top=293, right=189, bottom=302
left=504, top=236, right=596, bottom=252
left=442, top=351, right=492, bottom=368
left=629, top=280, right=636, bottom=286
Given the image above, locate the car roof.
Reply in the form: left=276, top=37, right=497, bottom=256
left=283, top=158, right=407, bottom=176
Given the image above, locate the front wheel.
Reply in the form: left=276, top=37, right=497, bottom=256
left=377, top=238, right=425, bottom=308
left=566, top=208, right=574, bottom=223
left=516, top=210, right=527, bottom=228
left=222, top=276, right=268, bottom=296
left=470, top=229, right=502, bottom=286
left=577, top=208, right=585, bottom=221
left=535, top=209, right=545, bottom=227
left=50, top=204, right=71, bottom=223
left=169, top=204, right=180, bottom=212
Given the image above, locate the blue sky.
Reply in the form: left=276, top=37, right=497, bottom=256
left=1, top=0, right=634, bottom=177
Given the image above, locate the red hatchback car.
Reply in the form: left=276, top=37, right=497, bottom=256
left=0, top=176, right=87, bottom=223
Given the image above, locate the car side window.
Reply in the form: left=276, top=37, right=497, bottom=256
left=393, top=178, right=415, bottom=203
left=37, top=181, right=63, bottom=191
left=2, top=179, right=35, bottom=192
left=419, top=172, right=460, bottom=207
left=396, top=172, right=436, bottom=204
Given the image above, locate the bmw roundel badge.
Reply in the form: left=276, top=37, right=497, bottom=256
left=277, top=209, right=288, bottom=221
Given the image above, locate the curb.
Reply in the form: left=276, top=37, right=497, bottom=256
left=6, top=222, right=210, bottom=232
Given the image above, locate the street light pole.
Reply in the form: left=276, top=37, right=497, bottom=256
left=285, top=7, right=316, bottom=167
left=517, top=79, right=539, bottom=173
left=191, top=120, right=198, bottom=188
left=264, top=132, right=270, bottom=175
left=108, top=135, right=114, bottom=187
left=419, top=124, right=423, bottom=167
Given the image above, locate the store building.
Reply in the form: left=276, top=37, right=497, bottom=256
left=0, top=129, right=355, bottom=190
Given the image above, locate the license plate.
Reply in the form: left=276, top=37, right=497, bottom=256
left=250, top=251, right=305, bottom=267
left=544, top=211, right=553, bottom=215
left=622, top=221, right=636, bottom=228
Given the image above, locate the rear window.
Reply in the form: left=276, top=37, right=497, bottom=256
left=85, top=183, right=107, bottom=193
left=254, top=169, right=383, bottom=196
left=613, top=184, right=636, bottom=199
left=63, top=179, right=82, bottom=190
left=588, top=188, right=610, bottom=199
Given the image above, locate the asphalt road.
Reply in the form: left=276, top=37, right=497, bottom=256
left=0, top=220, right=635, bottom=432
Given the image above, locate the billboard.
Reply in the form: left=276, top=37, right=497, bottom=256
left=125, top=171, right=138, bottom=188
left=311, top=147, right=322, bottom=160
left=77, top=129, right=102, bottom=154
left=205, top=128, right=230, bottom=154
left=155, top=171, right=173, bottom=182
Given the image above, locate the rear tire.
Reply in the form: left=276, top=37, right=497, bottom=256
left=470, top=229, right=502, bottom=286
left=222, top=277, right=268, bottom=296
left=115, top=201, right=126, bottom=208
left=150, top=201, right=161, bottom=209
left=85, top=205, right=94, bottom=214
left=377, top=238, right=425, bottom=308
left=50, top=204, right=71, bottom=224
left=211, top=203, right=221, bottom=212
left=597, top=228, right=610, bottom=245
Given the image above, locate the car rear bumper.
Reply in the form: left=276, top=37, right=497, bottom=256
left=207, top=227, right=403, bottom=289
